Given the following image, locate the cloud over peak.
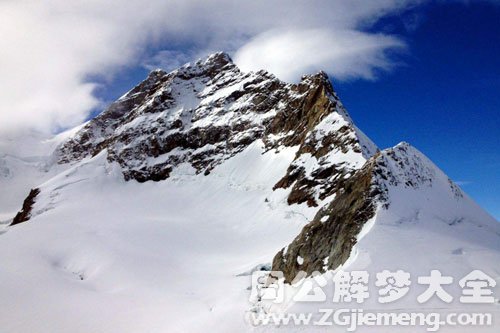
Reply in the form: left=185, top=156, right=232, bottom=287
left=0, top=0, right=422, bottom=135
left=234, top=28, right=406, bottom=82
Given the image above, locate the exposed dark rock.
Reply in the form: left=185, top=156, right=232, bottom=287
left=272, top=156, right=380, bottom=282
left=270, top=74, right=375, bottom=206
left=10, top=188, right=40, bottom=226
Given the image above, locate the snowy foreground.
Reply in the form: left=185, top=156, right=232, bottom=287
left=0, top=140, right=499, bottom=332
left=0, top=142, right=311, bottom=332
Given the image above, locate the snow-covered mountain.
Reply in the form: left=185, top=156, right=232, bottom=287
left=0, top=53, right=498, bottom=332
left=58, top=52, right=376, bottom=205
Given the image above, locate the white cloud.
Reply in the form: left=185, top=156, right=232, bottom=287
left=0, top=0, right=427, bottom=136
left=234, top=29, right=406, bottom=82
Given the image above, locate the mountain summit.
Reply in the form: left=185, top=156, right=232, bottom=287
left=59, top=52, right=376, bottom=206
left=1, top=53, right=498, bottom=332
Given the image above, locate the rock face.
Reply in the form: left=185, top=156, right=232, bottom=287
left=58, top=52, right=376, bottom=206
left=10, top=188, right=40, bottom=226
left=272, top=157, right=378, bottom=282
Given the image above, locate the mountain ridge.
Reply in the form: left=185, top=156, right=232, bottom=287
left=58, top=52, right=376, bottom=207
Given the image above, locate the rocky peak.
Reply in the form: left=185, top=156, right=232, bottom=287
left=175, top=51, right=237, bottom=80
left=372, top=142, right=464, bottom=201
left=58, top=52, right=376, bottom=205
left=200, top=51, right=234, bottom=70
left=300, top=71, right=334, bottom=95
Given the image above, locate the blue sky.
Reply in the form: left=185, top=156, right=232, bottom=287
left=336, top=2, right=500, bottom=219
left=88, top=2, right=498, bottom=219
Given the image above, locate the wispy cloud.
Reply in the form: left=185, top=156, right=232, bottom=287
left=0, top=0, right=450, bottom=135
left=141, top=50, right=194, bottom=72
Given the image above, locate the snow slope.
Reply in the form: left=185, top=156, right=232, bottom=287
left=0, top=141, right=320, bottom=332
left=0, top=127, right=82, bottom=223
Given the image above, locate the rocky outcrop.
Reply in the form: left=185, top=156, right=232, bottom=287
left=272, top=156, right=380, bottom=282
left=271, top=73, right=377, bottom=206
left=271, top=142, right=467, bottom=282
left=10, top=188, right=40, bottom=226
